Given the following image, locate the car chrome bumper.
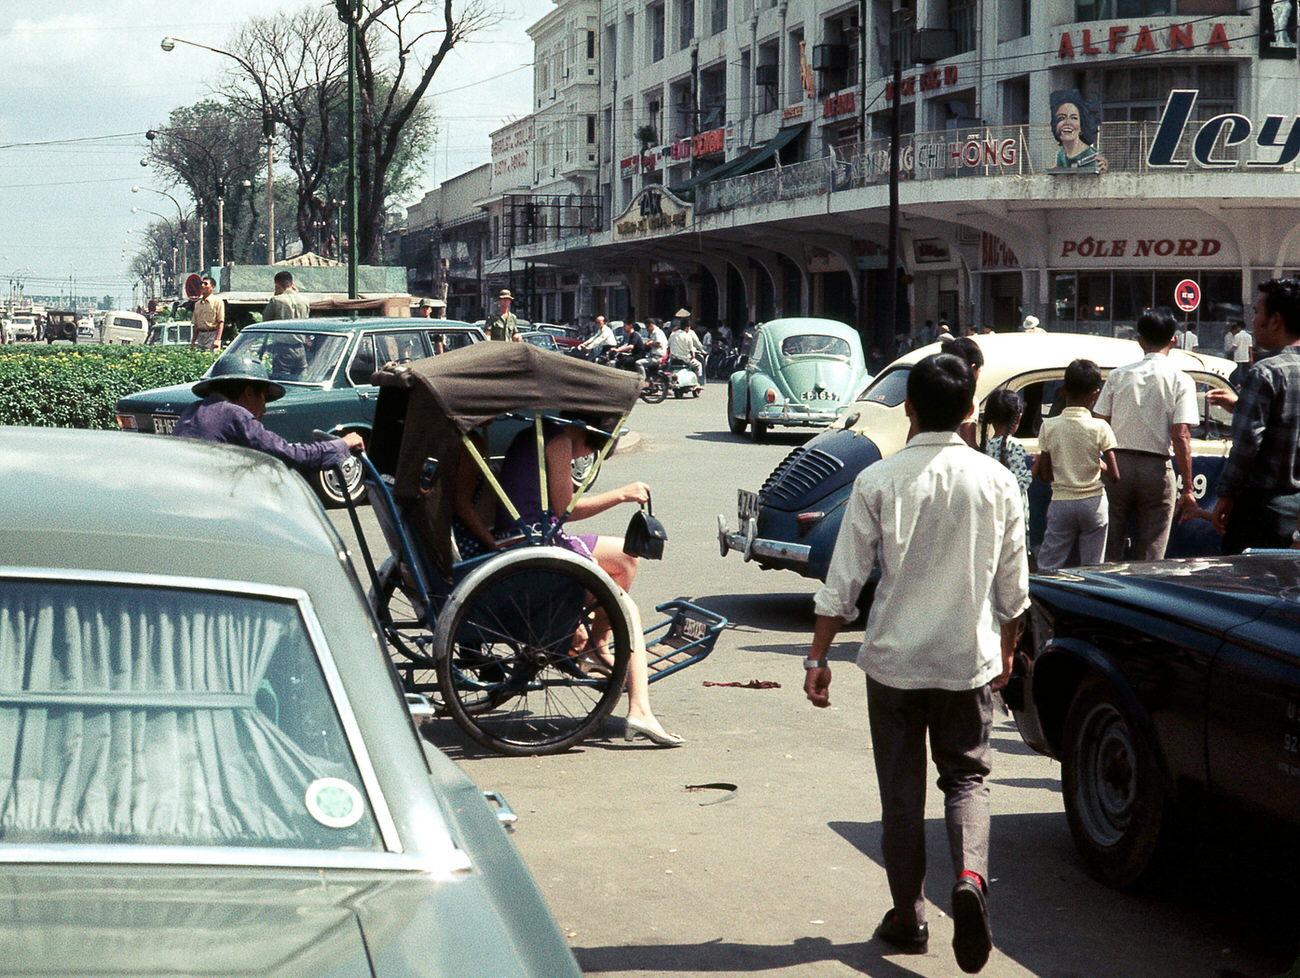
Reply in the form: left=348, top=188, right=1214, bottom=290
left=716, top=513, right=811, bottom=565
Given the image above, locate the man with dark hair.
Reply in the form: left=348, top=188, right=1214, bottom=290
left=189, top=276, right=224, bottom=351
left=1224, top=318, right=1253, bottom=387
left=263, top=271, right=311, bottom=321
left=804, top=353, right=1029, bottom=974
left=173, top=355, right=362, bottom=472
left=1208, top=278, right=1300, bottom=552
left=1093, top=307, right=1198, bottom=561
left=941, top=336, right=984, bottom=445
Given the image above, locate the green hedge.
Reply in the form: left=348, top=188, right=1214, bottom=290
left=0, top=345, right=218, bottom=429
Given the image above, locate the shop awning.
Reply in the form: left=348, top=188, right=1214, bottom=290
left=670, top=123, right=808, bottom=195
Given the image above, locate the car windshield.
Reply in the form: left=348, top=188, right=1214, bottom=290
left=0, top=579, right=383, bottom=852
left=222, top=330, right=350, bottom=385
left=857, top=365, right=911, bottom=406
left=780, top=335, right=851, bottom=359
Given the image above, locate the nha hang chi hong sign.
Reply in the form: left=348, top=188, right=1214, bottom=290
left=613, top=187, right=692, bottom=241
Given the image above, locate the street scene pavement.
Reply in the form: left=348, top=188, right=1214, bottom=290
left=333, top=384, right=1296, bottom=978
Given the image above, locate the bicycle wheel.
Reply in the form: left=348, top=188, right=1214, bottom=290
left=373, top=559, right=507, bottom=714
left=433, top=547, right=633, bottom=755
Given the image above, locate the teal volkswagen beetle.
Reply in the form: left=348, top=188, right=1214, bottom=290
left=725, top=318, right=868, bottom=442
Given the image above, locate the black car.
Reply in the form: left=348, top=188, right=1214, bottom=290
left=1006, top=553, right=1300, bottom=888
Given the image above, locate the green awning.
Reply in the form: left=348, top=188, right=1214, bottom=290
left=669, top=123, right=808, bottom=195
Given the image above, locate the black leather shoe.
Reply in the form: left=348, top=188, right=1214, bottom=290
left=873, top=909, right=928, bottom=954
left=951, top=878, right=992, bottom=973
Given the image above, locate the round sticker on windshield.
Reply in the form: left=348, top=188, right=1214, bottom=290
left=305, top=778, right=365, bottom=829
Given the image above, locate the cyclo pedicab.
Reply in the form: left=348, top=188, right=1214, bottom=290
left=337, top=342, right=726, bottom=756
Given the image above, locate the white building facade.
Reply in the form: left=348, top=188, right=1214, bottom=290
left=499, top=0, right=1300, bottom=349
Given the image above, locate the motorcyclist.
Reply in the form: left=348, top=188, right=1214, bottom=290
left=577, top=314, right=616, bottom=360
left=668, top=319, right=707, bottom=386
left=641, top=318, right=669, bottom=375
left=610, top=320, right=647, bottom=375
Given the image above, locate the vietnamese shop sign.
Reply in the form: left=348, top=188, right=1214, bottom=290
left=1147, top=90, right=1300, bottom=167
left=613, top=186, right=692, bottom=240
left=863, top=131, right=1017, bottom=178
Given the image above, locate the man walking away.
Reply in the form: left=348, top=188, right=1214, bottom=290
left=804, top=353, right=1029, bottom=975
left=1093, top=308, right=1198, bottom=561
left=1208, top=278, right=1300, bottom=552
left=1225, top=318, right=1253, bottom=387
left=262, top=271, right=311, bottom=321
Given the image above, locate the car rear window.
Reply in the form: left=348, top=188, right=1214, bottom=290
left=781, top=335, right=852, bottom=359
left=857, top=365, right=910, bottom=407
left=0, top=580, right=383, bottom=852
left=223, top=331, right=350, bottom=385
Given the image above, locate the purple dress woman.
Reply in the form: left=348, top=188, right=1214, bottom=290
left=496, top=425, right=599, bottom=559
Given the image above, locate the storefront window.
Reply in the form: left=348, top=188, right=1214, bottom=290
left=1112, top=273, right=1149, bottom=325
left=1053, top=273, right=1078, bottom=328
left=1077, top=273, right=1111, bottom=325
left=1049, top=270, right=1244, bottom=339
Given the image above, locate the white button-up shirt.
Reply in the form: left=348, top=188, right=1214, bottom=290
left=1093, top=352, right=1198, bottom=455
left=813, top=432, right=1029, bottom=691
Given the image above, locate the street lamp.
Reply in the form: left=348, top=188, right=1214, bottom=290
left=161, top=35, right=276, bottom=264
left=132, top=186, right=190, bottom=279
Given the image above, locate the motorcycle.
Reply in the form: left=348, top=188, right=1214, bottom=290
left=640, top=357, right=701, bottom=403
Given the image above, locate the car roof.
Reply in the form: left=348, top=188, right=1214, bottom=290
left=886, top=332, right=1234, bottom=387
left=245, top=316, right=480, bottom=334
left=758, top=317, right=858, bottom=338
left=0, top=427, right=344, bottom=584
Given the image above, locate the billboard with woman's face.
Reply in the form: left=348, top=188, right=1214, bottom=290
left=1050, top=89, right=1107, bottom=173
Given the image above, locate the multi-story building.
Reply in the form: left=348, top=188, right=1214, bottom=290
left=499, top=0, right=1300, bottom=350
left=398, top=164, right=491, bottom=321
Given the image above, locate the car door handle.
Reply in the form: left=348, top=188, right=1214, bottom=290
left=358, top=390, right=374, bottom=400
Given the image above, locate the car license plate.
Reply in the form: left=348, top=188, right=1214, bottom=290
left=737, top=488, right=760, bottom=521
left=152, top=414, right=179, bottom=435
left=800, top=390, right=836, bottom=401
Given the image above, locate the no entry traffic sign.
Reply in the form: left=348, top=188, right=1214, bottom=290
left=184, top=273, right=203, bottom=300
left=1174, top=279, right=1201, bottom=313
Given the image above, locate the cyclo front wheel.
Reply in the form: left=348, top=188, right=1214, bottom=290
left=432, top=547, right=633, bottom=755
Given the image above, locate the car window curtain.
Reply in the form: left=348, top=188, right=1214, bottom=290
left=0, top=583, right=361, bottom=847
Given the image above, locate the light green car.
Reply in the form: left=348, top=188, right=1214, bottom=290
left=0, top=427, right=581, bottom=977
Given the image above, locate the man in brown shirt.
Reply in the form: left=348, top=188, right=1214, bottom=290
left=190, top=276, right=225, bottom=351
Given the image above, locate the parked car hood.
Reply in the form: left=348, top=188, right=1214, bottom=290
left=0, top=862, right=560, bottom=977
left=1032, top=553, right=1300, bottom=629
left=115, top=381, right=201, bottom=414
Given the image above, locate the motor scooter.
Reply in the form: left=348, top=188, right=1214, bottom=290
left=664, top=357, right=702, bottom=398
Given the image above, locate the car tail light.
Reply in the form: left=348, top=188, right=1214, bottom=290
left=116, top=415, right=138, bottom=431
left=796, top=511, right=825, bottom=536
left=765, top=389, right=776, bottom=403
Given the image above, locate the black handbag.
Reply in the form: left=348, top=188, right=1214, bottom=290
left=623, top=492, right=667, bottom=559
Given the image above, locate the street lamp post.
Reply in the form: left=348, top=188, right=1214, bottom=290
left=132, top=206, right=179, bottom=294
left=132, top=186, right=189, bottom=278
left=161, top=35, right=275, bottom=265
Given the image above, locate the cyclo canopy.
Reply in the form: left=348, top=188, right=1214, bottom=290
left=370, top=342, right=642, bottom=578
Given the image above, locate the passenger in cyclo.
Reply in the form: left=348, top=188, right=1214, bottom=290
left=480, top=416, right=683, bottom=747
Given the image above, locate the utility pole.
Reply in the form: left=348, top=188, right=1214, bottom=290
left=883, top=59, right=901, bottom=354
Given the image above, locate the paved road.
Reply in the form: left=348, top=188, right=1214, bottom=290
left=332, top=383, right=1296, bottom=978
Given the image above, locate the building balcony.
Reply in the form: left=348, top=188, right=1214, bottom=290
left=693, top=120, right=1300, bottom=215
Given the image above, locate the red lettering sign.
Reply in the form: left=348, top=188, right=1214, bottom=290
left=1057, top=23, right=1231, bottom=58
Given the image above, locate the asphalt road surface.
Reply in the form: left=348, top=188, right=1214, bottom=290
left=332, top=382, right=1297, bottom=978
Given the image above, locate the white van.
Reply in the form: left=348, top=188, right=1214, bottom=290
left=100, top=311, right=150, bottom=345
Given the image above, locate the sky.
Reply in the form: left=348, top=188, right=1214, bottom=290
left=0, top=0, right=553, bottom=307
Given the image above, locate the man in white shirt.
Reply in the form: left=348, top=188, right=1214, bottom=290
left=1178, top=325, right=1198, bottom=351
left=1225, top=318, right=1253, bottom=386
left=1093, top=308, right=1198, bottom=561
left=577, top=315, right=616, bottom=360
left=667, top=320, right=707, bottom=385
left=804, top=353, right=1029, bottom=975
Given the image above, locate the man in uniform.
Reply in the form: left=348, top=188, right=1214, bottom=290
left=190, top=276, right=224, bottom=351
left=485, top=289, right=521, bottom=342
left=262, top=271, right=311, bottom=321
left=173, top=355, right=362, bottom=473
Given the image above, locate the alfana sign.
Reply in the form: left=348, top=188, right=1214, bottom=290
left=1147, top=90, right=1300, bottom=167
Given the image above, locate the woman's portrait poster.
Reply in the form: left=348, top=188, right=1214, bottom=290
left=1049, top=89, right=1107, bottom=174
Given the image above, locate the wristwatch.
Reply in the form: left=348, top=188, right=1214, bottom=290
left=803, top=657, right=828, bottom=670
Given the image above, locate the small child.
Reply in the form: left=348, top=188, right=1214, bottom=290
left=1033, top=359, right=1120, bottom=571
left=984, top=389, right=1032, bottom=525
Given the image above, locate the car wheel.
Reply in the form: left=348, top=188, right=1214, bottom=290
left=314, top=453, right=364, bottom=508
left=749, top=413, right=768, bottom=443
left=1061, top=680, right=1170, bottom=888
left=571, top=450, right=598, bottom=489
left=727, top=389, right=747, bottom=434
